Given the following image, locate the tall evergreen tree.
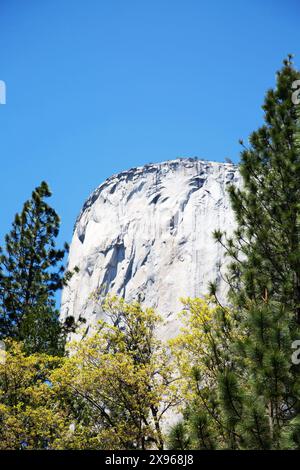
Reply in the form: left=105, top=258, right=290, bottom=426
left=169, top=57, right=300, bottom=450
left=214, top=55, right=300, bottom=319
left=0, top=181, right=69, bottom=354
left=210, top=56, right=300, bottom=448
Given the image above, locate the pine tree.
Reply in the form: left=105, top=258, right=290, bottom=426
left=0, top=181, right=69, bottom=354
left=214, top=55, right=300, bottom=319
left=170, top=57, right=300, bottom=450
left=167, top=422, right=190, bottom=450
left=211, top=56, right=300, bottom=448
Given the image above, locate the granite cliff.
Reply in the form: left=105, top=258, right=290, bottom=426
left=61, top=158, right=241, bottom=338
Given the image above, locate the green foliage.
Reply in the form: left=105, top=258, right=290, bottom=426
left=0, top=340, right=69, bottom=449
left=169, top=297, right=242, bottom=449
left=167, top=422, right=190, bottom=450
left=0, top=298, right=181, bottom=450
left=186, top=407, right=217, bottom=450
left=50, top=296, right=181, bottom=450
left=0, top=181, right=69, bottom=354
left=18, top=304, right=66, bottom=356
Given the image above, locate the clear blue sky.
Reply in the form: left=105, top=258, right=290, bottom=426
left=1, top=0, right=300, bottom=251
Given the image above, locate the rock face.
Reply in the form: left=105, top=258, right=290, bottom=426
left=61, top=158, right=241, bottom=339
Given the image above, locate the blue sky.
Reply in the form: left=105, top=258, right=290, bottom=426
left=0, top=0, right=300, bottom=253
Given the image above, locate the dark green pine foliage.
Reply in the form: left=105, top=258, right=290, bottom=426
left=167, top=422, right=190, bottom=450
left=211, top=57, right=300, bottom=449
left=211, top=300, right=299, bottom=450
left=235, top=301, right=295, bottom=449
left=185, top=407, right=217, bottom=450
left=0, top=181, right=69, bottom=354
left=214, top=56, right=300, bottom=318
